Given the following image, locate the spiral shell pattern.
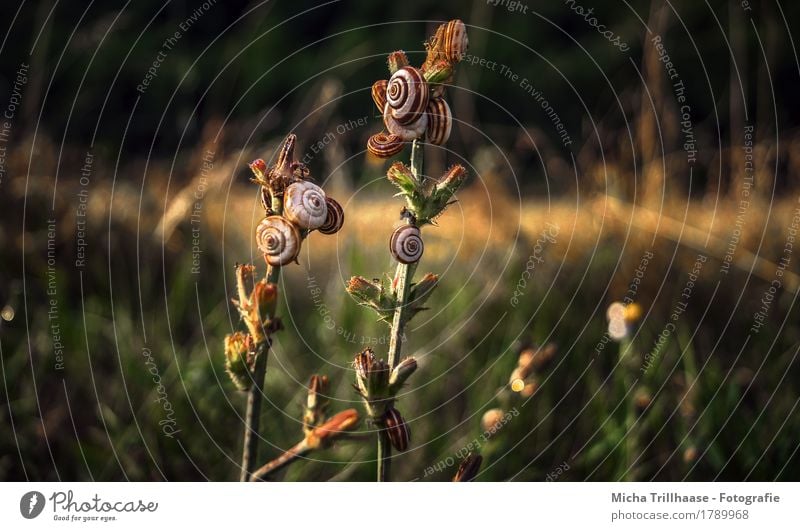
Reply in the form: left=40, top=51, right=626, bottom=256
left=384, top=103, right=428, bottom=141
left=372, top=80, right=388, bottom=113
left=444, top=19, right=468, bottom=62
left=384, top=407, right=410, bottom=452
left=390, top=224, right=424, bottom=264
left=283, top=181, right=328, bottom=230
left=367, top=131, right=404, bottom=158
left=386, top=66, right=429, bottom=125
left=425, top=98, right=452, bottom=145
left=256, top=216, right=301, bottom=266
left=318, top=197, right=345, bottom=235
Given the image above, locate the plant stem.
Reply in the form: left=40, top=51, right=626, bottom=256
left=376, top=429, right=392, bottom=482
left=387, top=139, right=423, bottom=370
left=240, top=194, right=284, bottom=482
left=250, top=439, right=310, bottom=481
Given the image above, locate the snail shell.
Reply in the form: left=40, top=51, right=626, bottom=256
left=390, top=224, right=424, bottom=264
left=317, top=197, right=345, bottom=235
left=367, top=131, right=404, bottom=158
left=425, top=98, right=452, bottom=145
left=372, top=80, right=388, bottom=113
left=384, top=103, right=427, bottom=141
left=384, top=407, right=410, bottom=452
left=444, top=19, right=469, bottom=62
left=256, top=216, right=301, bottom=266
left=386, top=66, right=429, bottom=125
left=283, top=181, right=328, bottom=230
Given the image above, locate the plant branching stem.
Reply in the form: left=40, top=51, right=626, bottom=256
left=379, top=139, right=424, bottom=482
left=250, top=439, right=310, bottom=481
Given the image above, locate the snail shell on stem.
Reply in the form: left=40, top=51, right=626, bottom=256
left=426, top=98, right=452, bottom=145
left=372, top=80, right=388, bottom=113
left=386, top=66, right=429, bottom=125
left=390, top=224, right=424, bottom=264
left=384, top=103, right=427, bottom=141
left=283, top=181, right=328, bottom=230
left=367, top=131, right=404, bottom=158
left=318, top=197, right=345, bottom=235
left=383, top=407, right=410, bottom=452
left=444, top=19, right=469, bottom=62
left=256, top=216, right=301, bottom=266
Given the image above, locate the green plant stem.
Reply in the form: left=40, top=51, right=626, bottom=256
left=250, top=439, right=310, bottom=481
left=379, top=139, right=424, bottom=482
left=240, top=195, right=283, bottom=482
left=377, top=429, right=392, bottom=482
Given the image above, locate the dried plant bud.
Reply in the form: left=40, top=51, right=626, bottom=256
left=307, top=409, right=360, bottom=449
left=253, top=279, right=278, bottom=321
left=234, top=263, right=257, bottom=307
left=453, top=453, right=482, bottom=482
left=434, top=164, right=467, bottom=200
left=353, top=348, right=389, bottom=399
left=388, top=357, right=418, bottom=392
left=634, top=388, right=652, bottom=412
left=387, top=50, right=410, bottom=74
left=383, top=407, right=410, bottom=452
left=520, top=380, right=538, bottom=398
left=224, top=332, right=254, bottom=391
left=304, top=374, right=330, bottom=433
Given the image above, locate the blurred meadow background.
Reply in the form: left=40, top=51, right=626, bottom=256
left=1, top=0, right=800, bottom=481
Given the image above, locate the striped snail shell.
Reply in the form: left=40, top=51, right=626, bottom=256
left=384, top=103, right=427, bottom=141
left=372, top=80, right=388, bottom=113
left=317, top=197, right=344, bottom=235
left=259, top=186, right=272, bottom=212
left=444, top=19, right=469, bottom=62
left=283, top=181, right=328, bottom=230
left=390, top=224, right=424, bottom=264
left=367, top=132, right=404, bottom=158
left=383, top=407, right=410, bottom=452
left=425, top=98, right=452, bottom=145
left=386, top=66, right=429, bottom=125
left=256, top=216, right=301, bottom=266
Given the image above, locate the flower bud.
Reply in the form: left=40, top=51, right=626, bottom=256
left=347, top=276, right=396, bottom=322
left=253, top=279, right=278, bottom=323
left=387, top=50, right=410, bottom=74
left=249, top=158, right=267, bottom=180
left=408, top=273, right=438, bottom=318
left=388, top=357, right=418, bottom=392
left=224, top=332, right=254, bottom=391
left=453, top=453, right=482, bottom=482
left=354, top=348, right=389, bottom=399
left=435, top=164, right=467, bottom=198
left=387, top=162, right=420, bottom=198
left=422, top=60, right=453, bottom=85
left=304, top=374, right=329, bottom=432
left=383, top=407, right=410, bottom=452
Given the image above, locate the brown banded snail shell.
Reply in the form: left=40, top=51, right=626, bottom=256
left=317, top=197, right=345, bottom=235
left=256, top=216, right=301, bottom=266
left=367, top=131, right=404, bottom=158
left=444, top=19, right=469, bottom=62
left=383, top=407, right=410, bottom=452
left=425, top=98, right=452, bottom=145
left=372, top=80, right=388, bottom=113
left=384, top=103, right=427, bottom=141
left=386, top=66, right=429, bottom=125
left=283, top=181, right=328, bottom=230
left=390, top=224, right=424, bottom=264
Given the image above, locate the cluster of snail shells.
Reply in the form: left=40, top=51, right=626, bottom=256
left=256, top=181, right=344, bottom=266
left=390, top=224, right=424, bottom=264
left=368, top=66, right=454, bottom=158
